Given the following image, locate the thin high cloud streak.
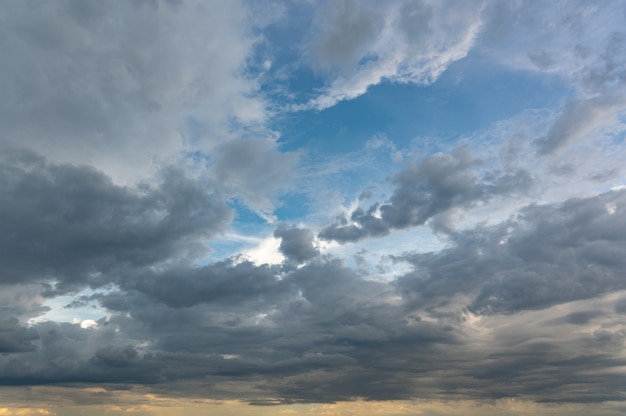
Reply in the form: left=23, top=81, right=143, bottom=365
left=0, top=0, right=625, bottom=412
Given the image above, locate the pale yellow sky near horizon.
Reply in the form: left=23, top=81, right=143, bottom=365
left=1, top=390, right=622, bottom=416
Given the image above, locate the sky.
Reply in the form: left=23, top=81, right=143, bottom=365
left=1, top=0, right=626, bottom=415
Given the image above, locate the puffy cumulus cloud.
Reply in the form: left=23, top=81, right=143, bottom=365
left=0, top=0, right=269, bottom=183
left=320, top=147, right=533, bottom=243
left=301, top=0, right=485, bottom=110
left=0, top=148, right=231, bottom=294
left=273, top=224, right=319, bottom=263
left=396, top=189, right=626, bottom=314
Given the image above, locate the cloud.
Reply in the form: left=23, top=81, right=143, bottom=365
left=210, top=139, right=300, bottom=216
left=294, top=0, right=626, bottom=113
left=0, top=257, right=454, bottom=402
left=1, top=187, right=626, bottom=405
left=535, top=95, right=626, bottom=155
left=396, top=189, right=626, bottom=314
left=119, top=259, right=286, bottom=309
left=274, top=224, right=319, bottom=263
left=0, top=319, right=38, bottom=354
left=0, top=0, right=268, bottom=183
left=0, top=285, right=50, bottom=322
left=0, top=148, right=231, bottom=293
left=310, top=0, right=383, bottom=73
left=320, top=147, right=533, bottom=243
left=479, top=1, right=626, bottom=157
left=300, top=0, right=485, bottom=110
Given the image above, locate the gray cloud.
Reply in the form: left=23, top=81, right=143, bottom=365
left=0, top=0, right=266, bottom=182
left=0, top=257, right=460, bottom=402
left=320, top=148, right=533, bottom=243
left=302, top=0, right=484, bottom=109
left=121, top=260, right=286, bottom=309
left=0, top=226, right=623, bottom=407
left=577, top=31, right=626, bottom=94
left=0, top=318, right=38, bottom=353
left=397, top=189, right=626, bottom=314
left=0, top=148, right=231, bottom=293
left=310, top=0, right=383, bottom=72
left=557, top=310, right=604, bottom=325
left=535, top=95, right=626, bottom=155
left=274, top=224, right=319, bottom=263
left=211, top=139, right=300, bottom=215
left=0, top=285, right=50, bottom=321
left=3, top=185, right=626, bottom=405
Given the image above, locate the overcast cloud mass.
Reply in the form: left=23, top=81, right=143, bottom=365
left=1, top=1, right=626, bottom=415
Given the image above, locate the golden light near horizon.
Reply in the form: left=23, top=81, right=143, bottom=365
left=2, top=386, right=625, bottom=416
left=2, top=399, right=622, bottom=416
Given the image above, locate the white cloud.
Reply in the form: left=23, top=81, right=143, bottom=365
left=79, top=319, right=98, bottom=329
left=242, top=235, right=285, bottom=266
left=300, top=0, right=485, bottom=110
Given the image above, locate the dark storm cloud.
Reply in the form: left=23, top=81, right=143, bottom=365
left=0, top=154, right=623, bottom=405
left=122, top=259, right=286, bottom=309
left=2, top=185, right=626, bottom=405
left=0, top=318, right=38, bottom=353
left=0, top=257, right=460, bottom=402
left=396, top=189, right=626, bottom=314
left=4, top=173, right=624, bottom=405
left=0, top=148, right=231, bottom=293
left=0, top=321, right=164, bottom=386
left=320, top=148, right=533, bottom=243
left=274, top=224, right=319, bottom=263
